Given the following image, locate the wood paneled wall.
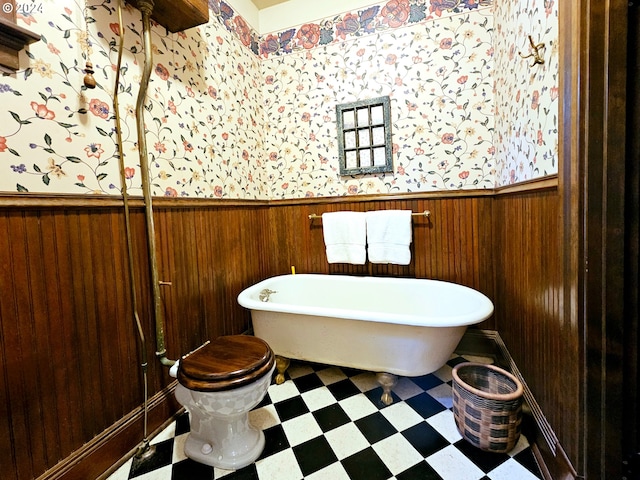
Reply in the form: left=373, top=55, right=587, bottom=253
left=266, top=195, right=495, bottom=311
left=0, top=187, right=572, bottom=479
left=0, top=200, right=269, bottom=480
left=153, top=205, right=271, bottom=356
left=492, top=187, right=579, bottom=473
left=0, top=207, right=142, bottom=480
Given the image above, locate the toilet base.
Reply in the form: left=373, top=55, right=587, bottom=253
left=174, top=363, right=274, bottom=471
left=182, top=417, right=265, bottom=470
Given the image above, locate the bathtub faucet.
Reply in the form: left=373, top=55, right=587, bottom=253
left=259, top=289, right=277, bottom=302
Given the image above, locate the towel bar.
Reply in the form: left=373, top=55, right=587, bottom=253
left=308, top=210, right=430, bottom=220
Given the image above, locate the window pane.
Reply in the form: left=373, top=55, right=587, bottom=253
left=373, top=147, right=386, bottom=166
left=342, top=110, right=355, bottom=129
left=360, top=149, right=372, bottom=167
left=371, top=105, right=384, bottom=124
left=337, top=96, right=392, bottom=175
left=344, top=131, right=357, bottom=149
left=372, top=126, right=385, bottom=145
left=356, top=107, right=369, bottom=126
left=358, top=129, right=370, bottom=147
left=346, top=150, right=358, bottom=169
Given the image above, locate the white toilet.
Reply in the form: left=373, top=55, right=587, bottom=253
left=173, top=335, right=275, bottom=470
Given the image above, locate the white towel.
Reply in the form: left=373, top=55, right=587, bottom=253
left=322, top=211, right=367, bottom=264
left=365, top=210, right=412, bottom=264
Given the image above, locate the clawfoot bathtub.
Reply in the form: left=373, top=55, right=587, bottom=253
left=238, top=274, right=493, bottom=405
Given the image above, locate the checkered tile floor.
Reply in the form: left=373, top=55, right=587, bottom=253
left=107, top=355, right=542, bottom=480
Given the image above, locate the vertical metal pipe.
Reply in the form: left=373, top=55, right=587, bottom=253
left=112, top=0, right=152, bottom=455
left=135, top=0, right=175, bottom=367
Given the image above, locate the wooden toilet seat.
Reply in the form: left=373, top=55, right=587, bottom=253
left=177, top=335, right=275, bottom=392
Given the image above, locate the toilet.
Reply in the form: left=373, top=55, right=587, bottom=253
left=173, top=335, right=275, bottom=470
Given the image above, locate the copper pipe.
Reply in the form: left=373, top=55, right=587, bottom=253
left=113, top=0, right=152, bottom=456
left=114, top=0, right=147, bottom=384
left=135, top=0, right=175, bottom=368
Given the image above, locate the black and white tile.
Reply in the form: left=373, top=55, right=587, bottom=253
left=107, top=355, right=542, bottom=480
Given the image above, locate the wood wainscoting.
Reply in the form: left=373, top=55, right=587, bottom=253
left=0, top=197, right=270, bottom=480
left=493, top=185, right=578, bottom=479
left=0, top=183, right=579, bottom=480
left=265, top=194, right=495, bottom=309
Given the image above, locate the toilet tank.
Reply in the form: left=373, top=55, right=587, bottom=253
left=126, top=0, right=209, bottom=32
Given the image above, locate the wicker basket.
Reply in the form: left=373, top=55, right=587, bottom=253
left=452, top=362, right=524, bottom=453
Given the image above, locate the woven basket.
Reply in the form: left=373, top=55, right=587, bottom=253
left=452, top=362, right=524, bottom=453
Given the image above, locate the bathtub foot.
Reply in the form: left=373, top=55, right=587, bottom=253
left=376, top=372, right=398, bottom=406
left=274, top=356, right=290, bottom=385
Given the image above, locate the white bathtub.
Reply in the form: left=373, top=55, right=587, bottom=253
left=237, top=274, right=493, bottom=402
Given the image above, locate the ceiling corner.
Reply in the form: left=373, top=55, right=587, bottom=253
left=250, top=0, right=290, bottom=9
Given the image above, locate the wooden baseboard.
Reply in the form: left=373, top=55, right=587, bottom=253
left=37, top=382, right=181, bottom=480
left=457, top=329, right=578, bottom=480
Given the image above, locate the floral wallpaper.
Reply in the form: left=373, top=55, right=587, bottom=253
left=260, top=3, right=495, bottom=198
left=1, top=0, right=265, bottom=197
left=0, top=0, right=558, bottom=198
left=493, top=0, right=559, bottom=185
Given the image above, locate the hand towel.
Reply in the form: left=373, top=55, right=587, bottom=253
left=365, top=210, right=412, bottom=264
left=322, top=211, right=367, bottom=264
